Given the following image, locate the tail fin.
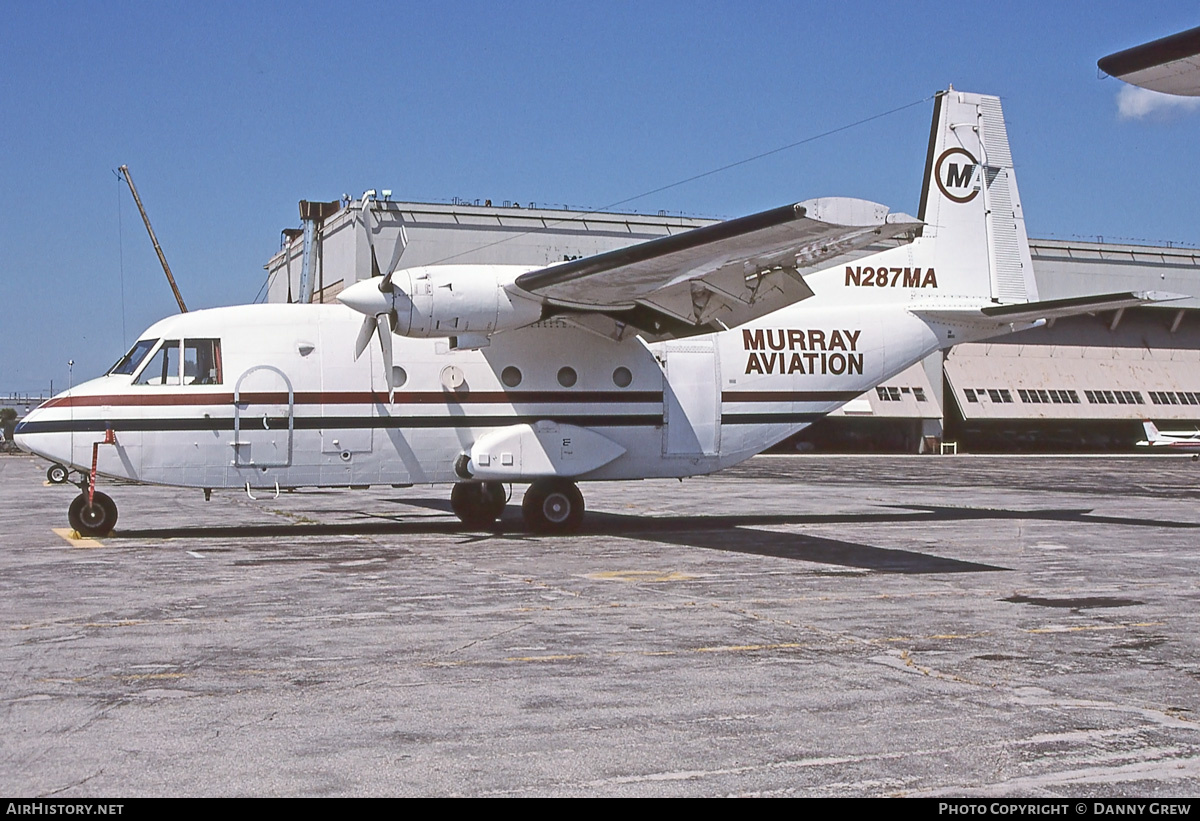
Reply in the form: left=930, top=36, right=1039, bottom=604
left=1143, top=420, right=1163, bottom=442
left=915, top=89, right=1038, bottom=304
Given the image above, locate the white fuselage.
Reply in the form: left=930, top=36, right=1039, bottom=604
left=15, top=263, right=952, bottom=489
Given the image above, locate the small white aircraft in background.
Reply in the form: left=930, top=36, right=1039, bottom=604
left=16, top=89, right=1174, bottom=536
left=1138, top=421, right=1200, bottom=458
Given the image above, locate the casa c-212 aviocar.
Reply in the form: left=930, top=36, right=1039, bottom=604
left=15, top=89, right=1172, bottom=536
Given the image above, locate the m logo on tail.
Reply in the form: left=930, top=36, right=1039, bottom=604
left=934, top=147, right=979, bottom=203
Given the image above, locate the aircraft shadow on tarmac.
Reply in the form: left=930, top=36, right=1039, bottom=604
left=110, top=501, right=1198, bottom=575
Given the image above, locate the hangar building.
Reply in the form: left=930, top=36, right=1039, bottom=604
left=264, top=198, right=1200, bottom=453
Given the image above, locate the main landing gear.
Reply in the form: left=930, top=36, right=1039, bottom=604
left=521, top=478, right=585, bottom=533
left=450, top=481, right=508, bottom=528
left=449, top=478, right=586, bottom=533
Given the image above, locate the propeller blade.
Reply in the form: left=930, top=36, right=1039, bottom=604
left=370, top=246, right=382, bottom=279
left=353, top=314, right=375, bottom=360
left=376, top=317, right=395, bottom=403
left=361, top=194, right=383, bottom=278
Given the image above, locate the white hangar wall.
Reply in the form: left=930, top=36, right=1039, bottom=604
left=265, top=201, right=1200, bottom=452
left=265, top=199, right=716, bottom=306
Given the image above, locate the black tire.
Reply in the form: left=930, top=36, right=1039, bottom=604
left=450, top=481, right=507, bottom=527
left=68, top=492, right=118, bottom=537
left=521, top=479, right=584, bottom=533
left=46, top=463, right=69, bottom=484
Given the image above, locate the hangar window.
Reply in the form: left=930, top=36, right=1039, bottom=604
left=109, top=338, right=159, bottom=376
left=963, top=389, right=978, bottom=403
left=135, top=340, right=182, bottom=386
left=184, top=339, right=223, bottom=385
left=1149, top=391, right=1183, bottom=405
left=913, top=388, right=927, bottom=402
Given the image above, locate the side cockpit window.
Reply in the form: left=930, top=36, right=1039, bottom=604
left=109, top=338, right=158, bottom=376
left=135, top=341, right=181, bottom=385
left=184, top=339, right=222, bottom=385
left=132, top=339, right=223, bottom=386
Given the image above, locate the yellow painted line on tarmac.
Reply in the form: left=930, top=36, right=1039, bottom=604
left=587, top=570, right=700, bottom=583
left=1025, top=621, right=1165, bottom=634
left=693, top=642, right=805, bottom=654
left=882, top=633, right=986, bottom=642
left=437, top=641, right=811, bottom=667
left=52, top=528, right=105, bottom=548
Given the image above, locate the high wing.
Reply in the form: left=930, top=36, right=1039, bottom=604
left=1098, top=26, right=1200, bottom=96
left=515, top=197, right=919, bottom=341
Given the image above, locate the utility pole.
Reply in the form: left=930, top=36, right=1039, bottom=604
left=118, top=165, right=188, bottom=313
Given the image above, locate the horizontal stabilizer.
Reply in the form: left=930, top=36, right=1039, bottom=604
left=915, top=291, right=1185, bottom=326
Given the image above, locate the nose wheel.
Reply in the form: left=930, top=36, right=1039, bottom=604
left=68, top=491, right=118, bottom=537
left=450, top=481, right=508, bottom=527
left=521, top=479, right=585, bottom=533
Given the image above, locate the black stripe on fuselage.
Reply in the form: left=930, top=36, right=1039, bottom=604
left=17, top=411, right=824, bottom=435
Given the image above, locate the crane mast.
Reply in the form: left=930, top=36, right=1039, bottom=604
left=118, top=164, right=188, bottom=313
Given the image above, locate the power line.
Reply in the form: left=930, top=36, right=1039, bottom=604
left=423, top=94, right=934, bottom=266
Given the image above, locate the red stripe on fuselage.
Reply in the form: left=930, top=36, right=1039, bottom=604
left=42, top=390, right=666, bottom=408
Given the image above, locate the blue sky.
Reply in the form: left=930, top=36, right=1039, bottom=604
left=2, top=2, right=1198, bottom=394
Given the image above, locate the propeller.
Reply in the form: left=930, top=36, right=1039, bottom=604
left=343, top=192, right=408, bottom=402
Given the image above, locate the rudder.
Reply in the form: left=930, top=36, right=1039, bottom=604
left=916, top=89, right=1038, bottom=304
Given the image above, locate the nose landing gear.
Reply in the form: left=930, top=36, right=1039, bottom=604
left=68, top=491, right=118, bottom=537
left=62, top=429, right=120, bottom=537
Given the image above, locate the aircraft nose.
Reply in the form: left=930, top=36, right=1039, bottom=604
left=13, top=409, right=43, bottom=454
left=338, top=277, right=394, bottom=317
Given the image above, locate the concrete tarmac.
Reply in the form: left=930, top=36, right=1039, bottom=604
left=2, top=451, right=1199, bottom=797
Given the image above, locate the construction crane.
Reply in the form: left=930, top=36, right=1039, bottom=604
left=118, top=164, right=188, bottom=313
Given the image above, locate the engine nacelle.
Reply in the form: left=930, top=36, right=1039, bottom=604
left=391, top=265, right=543, bottom=339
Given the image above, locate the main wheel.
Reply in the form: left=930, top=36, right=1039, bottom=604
left=68, top=491, right=118, bottom=537
left=46, top=463, right=69, bottom=484
left=450, top=481, right=507, bottom=527
left=521, top=479, right=585, bottom=533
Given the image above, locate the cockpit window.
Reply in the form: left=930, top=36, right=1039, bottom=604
left=184, top=339, right=222, bottom=385
left=134, top=340, right=182, bottom=386
left=108, top=338, right=158, bottom=376
left=131, top=339, right=223, bottom=386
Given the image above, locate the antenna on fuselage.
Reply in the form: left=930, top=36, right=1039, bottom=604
left=117, top=165, right=188, bottom=313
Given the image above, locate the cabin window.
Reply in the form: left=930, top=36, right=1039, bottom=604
left=184, top=339, right=223, bottom=385
left=557, top=367, right=577, bottom=388
left=612, top=367, right=632, bottom=388
left=135, top=340, right=182, bottom=385
left=108, top=338, right=158, bottom=376
left=501, top=366, right=522, bottom=388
